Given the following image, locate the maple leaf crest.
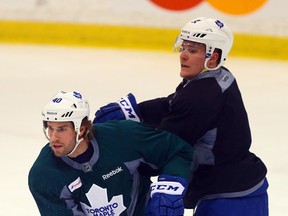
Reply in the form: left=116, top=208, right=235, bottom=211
left=80, top=184, right=126, bottom=216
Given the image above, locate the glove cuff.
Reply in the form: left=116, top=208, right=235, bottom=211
left=150, top=181, right=185, bottom=197
left=150, top=174, right=188, bottom=198
left=117, top=93, right=141, bottom=122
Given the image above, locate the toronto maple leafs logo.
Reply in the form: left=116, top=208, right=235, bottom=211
left=215, top=20, right=224, bottom=28
left=81, top=184, right=126, bottom=216
left=73, top=91, right=82, bottom=99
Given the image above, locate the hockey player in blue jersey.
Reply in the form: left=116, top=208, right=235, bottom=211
left=93, top=17, right=269, bottom=216
left=28, top=90, right=194, bottom=216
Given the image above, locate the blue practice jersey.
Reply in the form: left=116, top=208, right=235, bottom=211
left=138, top=67, right=267, bottom=208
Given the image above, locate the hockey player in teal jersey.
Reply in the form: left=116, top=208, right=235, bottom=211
left=28, top=90, right=194, bottom=216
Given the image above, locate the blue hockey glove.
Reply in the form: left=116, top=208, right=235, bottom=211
left=145, top=175, right=187, bottom=216
left=93, top=93, right=142, bottom=124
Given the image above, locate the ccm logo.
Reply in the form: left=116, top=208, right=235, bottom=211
left=150, top=181, right=184, bottom=196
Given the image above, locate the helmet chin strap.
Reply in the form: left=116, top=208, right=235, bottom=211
left=66, top=129, right=89, bottom=157
left=66, top=135, right=83, bottom=157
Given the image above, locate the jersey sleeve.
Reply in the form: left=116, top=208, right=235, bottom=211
left=28, top=146, right=84, bottom=216
left=108, top=121, right=194, bottom=180
left=28, top=187, right=80, bottom=216
left=93, top=120, right=194, bottom=178
left=138, top=96, right=172, bottom=127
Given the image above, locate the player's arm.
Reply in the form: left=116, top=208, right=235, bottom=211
left=93, top=93, right=172, bottom=126
left=145, top=174, right=188, bottom=216
left=145, top=146, right=193, bottom=215
left=133, top=125, right=193, bottom=216
left=144, top=146, right=193, bottom=216
left=138, top=97, right=171, bottom=128
left=29, top=156, right=84, bottom=215
left=29, top=187, right=84, bottom=216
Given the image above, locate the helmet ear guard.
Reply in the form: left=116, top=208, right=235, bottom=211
left=174, top=17, right=234, bottom=70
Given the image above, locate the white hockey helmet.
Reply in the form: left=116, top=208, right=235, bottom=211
left=42, top=90, right=89, bottom=132
left=174, top=17, right=234, bottom=70
left=42, top=91, right=90, bottom=156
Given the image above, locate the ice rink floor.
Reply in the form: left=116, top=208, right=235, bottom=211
left=1, top=43, right=287, bottom=215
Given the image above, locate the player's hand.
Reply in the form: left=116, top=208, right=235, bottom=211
left=145, top=175, right=187, bottom=216
left=93, top=93, right=142, bottom=124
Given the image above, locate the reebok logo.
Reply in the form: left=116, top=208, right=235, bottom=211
left=102, top=167, right=123, bottom=180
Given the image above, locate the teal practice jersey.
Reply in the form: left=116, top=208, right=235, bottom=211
left=29, top=120, right=193, bottom=216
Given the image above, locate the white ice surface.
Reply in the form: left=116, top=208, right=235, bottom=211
left=0, top=44, right=287, bottom=215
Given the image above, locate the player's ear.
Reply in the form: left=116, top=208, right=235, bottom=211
left=211, top=51, right=220, bottom=62
left=207, top=51, right=220, bottom=68
left=79, top=125, right=86, bottom=137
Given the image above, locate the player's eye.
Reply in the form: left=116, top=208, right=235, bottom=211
left=47, top=125, right=53, bottom=132
left=179, top=46, right=197, bottom=54
left=57, top=127, right=66, bottom=133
